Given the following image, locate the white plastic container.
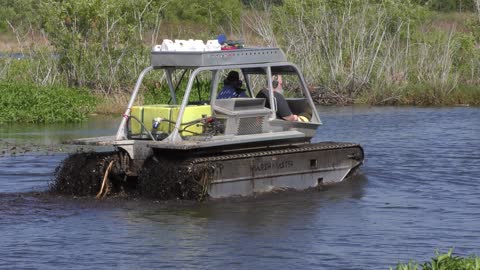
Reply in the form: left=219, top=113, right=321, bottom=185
left=152, top=44, right=162, bottom=52
left=174, top=39, right=189, bottom=51
left=156, top=39, right=215, bottom=52
left=160, top=39, right=175, bottom=51
left=206, top=40, right=221, bottom=51
left=174, top=39, right=207, bottom=52
left=191, top=40, right=206, bottom=51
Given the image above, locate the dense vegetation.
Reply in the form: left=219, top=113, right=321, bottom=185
left=392, top=249, right=480, bottom=270
left=0, top=0, right=479, bottom=122
left=0, top=83, right=96, bottom=123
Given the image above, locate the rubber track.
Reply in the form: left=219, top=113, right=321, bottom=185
left=188, top=142, right=363, bottom=164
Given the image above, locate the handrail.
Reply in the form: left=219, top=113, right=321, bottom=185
left=115, top=66, right=154, bottom=140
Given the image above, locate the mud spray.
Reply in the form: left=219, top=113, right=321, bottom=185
left=51, top=152, right=214, bottom=200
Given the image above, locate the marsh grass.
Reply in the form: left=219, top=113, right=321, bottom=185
left=246, top=1, right=480, bottom=106
left=94, top=92, right=132, bottom=115
left=443, top=84, right=480, bottom=105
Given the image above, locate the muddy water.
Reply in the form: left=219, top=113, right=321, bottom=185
left=1, top=107, right=479, bottom=269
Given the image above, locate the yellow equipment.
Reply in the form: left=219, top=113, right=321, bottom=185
left=130, top=104, right=211, bottom=136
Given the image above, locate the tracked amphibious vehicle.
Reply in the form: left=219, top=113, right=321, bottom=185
left=57, top=45, right=364, bottom=199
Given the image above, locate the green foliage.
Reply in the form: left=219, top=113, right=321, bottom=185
left=271, top=0, right=424, bottom=99
left=275, top=0, right=426, bottom=36
left=465, top=16, right=480, bottom=43
left=242, top=0, right=283, bottom=9
left=0, top=0, right=42, bottom=32
left=162, top=0, right=243, bottom=32
left=28, top=0, right=243, bottom=93
left=38, top=0, right=160, bottom=93
left=393, top=249, right=480, bottom=270
left=0, top=83, right=96, bottom=123
left=0, top=58, right=32, bottom=82
left=0, top=50, right=63, bottom=86
left=360, top=82, right=480, bottom=106
left=446, top=84, right=480, bottom=105
left=1, top=0, right=480, bottom=107
left=412, top=0, right=476, bottom=12
left=264, top=0, right=480, bottom=105
left=452, top=31, right=480, bottom=83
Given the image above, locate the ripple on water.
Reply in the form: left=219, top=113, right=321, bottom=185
left=1, top=107, right=480, bottom=269
left=0, top=154, right=66, bottom=193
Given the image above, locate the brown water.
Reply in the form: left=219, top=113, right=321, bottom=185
left=1, top=107, right=479, bottom=269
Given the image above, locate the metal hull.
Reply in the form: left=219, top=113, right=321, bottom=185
left=189, top=142, right=364, bottom=198
left=54, top=141, right=363, bottom=199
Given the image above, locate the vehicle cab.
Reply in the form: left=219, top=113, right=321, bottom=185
left=115, top=46, right=322, bottom=153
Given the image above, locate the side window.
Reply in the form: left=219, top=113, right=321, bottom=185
left=246, top=74, right=269, bottom=97
left=217, top=69, right=248, bottom=99
left=188, top=70, right=212, bottom=104
left=246, top=73, right=306, bottom=99
left=144, top=70, right=212, bottom=105
left=278, top=74, right=305, bottom=98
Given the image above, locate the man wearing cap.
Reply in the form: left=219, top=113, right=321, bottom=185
left=217, top=71, right=248, bottom=99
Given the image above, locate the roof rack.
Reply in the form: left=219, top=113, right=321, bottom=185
left=151, top=47, right=287, bottom=68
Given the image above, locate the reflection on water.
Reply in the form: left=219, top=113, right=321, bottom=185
left=127, top=174, right=367, bottom=226
left=0, top=115, right=118, bottom=144
left=1, top=106, right=480, bottom=269
left=0, top=115, right=118, bottom=156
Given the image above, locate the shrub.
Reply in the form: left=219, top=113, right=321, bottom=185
left=392, top=249, right=480, bottom=270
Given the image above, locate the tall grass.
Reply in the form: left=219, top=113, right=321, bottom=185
left=1, top=25, right=61, bottom=86
left=247, top=0, right=479, bottom=105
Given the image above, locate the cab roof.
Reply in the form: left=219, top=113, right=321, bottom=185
left=151, top=47, right=287, bottom=68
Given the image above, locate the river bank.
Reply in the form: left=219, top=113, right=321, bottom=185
left=1, top=80, right=479, bottom=124
left=1, top=1, right=480, bottom=123
left=1, top=2, right=479, bottom=118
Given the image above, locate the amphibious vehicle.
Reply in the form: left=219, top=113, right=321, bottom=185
left=56, top=44, right=364, bottom=199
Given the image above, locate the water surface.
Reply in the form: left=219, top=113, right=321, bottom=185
left=1, top=106, right=479, bottom=269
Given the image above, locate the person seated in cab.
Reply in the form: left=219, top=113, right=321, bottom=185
left=217, top=71, right=248, bottom=99
left=256, top=75, right=309, bottom=122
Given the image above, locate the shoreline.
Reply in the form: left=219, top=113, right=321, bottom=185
left=0, top=81, right=478, bottom=125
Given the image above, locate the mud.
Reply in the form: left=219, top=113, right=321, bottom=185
left=0, top=139, right=59, bottom=157
left=0, top=139, right=98, bottom=157
left=51, top=151, right=213, bottom=201
left=138, top=155, right=214, bottom=201
left=51, top=152, right=120, bottom=196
